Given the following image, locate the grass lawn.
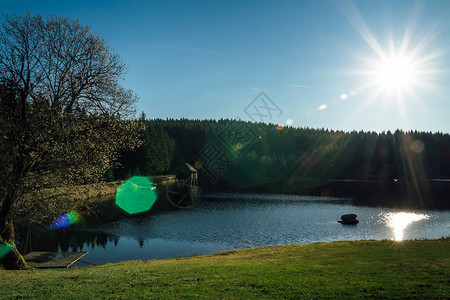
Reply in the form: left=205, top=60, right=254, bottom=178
left=0, top=239, right=448, bottom=299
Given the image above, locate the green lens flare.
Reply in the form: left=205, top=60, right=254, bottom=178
left=0, top=243, right=14, bottom=260
left=115, top=176, right=158, bottom=214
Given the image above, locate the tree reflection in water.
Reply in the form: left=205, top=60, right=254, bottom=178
left=18, top=228, right=120, bottom=254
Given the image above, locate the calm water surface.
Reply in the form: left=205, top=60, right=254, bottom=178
left=50, top=193, right=449, bottom=265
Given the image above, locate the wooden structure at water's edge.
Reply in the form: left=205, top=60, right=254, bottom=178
left=23, top=251, right=87, bottom=268
left=153, top=163, right=200, bottom=209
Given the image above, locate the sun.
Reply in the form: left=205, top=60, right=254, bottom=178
left=338, top=1, right=444, bottom=104
left=359, top=49, right=430, bottom=100
left=374, top=55, right=416, bottom=91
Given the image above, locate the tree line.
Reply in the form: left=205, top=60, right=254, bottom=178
left=116, top=118, right=450, bottom=185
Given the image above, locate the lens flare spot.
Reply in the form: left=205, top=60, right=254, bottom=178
left=235, top=143, right=243, bottom=150
left=115, top=176, right=158, bottom=214
left=286, top=118, right=293, bottom=126
left=50, top=211, right=81, bottom=230
left=340, top=93, right=348, bottom=100
left=317, top=104, right=327, bottom=111
left=0, top=242, right=14, bottom=260
left=410, top=140, right=424, bottom=153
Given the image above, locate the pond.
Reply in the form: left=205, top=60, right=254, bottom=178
left=27, top=193, right=450, bottom=266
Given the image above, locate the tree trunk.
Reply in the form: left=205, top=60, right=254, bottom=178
left=0, top=221, right=28, bottom=270
left=1, top=246, right=27, bottom=270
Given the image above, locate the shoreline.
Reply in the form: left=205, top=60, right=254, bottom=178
left=1, top=238, right=448, bottom=299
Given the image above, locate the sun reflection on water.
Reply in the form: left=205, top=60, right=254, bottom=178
left=382, top=212, right=430, bottom=241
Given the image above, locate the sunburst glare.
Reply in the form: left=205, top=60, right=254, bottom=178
left=340, top=1, right=445, bottom=106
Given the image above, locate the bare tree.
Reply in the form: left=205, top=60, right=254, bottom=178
left=0, top=13, right=141, bottom=269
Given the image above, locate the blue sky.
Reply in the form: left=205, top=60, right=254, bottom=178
left=2, top=0, right=450, bottom=132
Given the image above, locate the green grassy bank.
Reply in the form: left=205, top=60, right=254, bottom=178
left=37, top=181, right=123, bottom=202
left=1, top=239, right=448, bottom=299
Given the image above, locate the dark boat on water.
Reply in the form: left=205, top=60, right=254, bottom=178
left=338, top=214, right=359, bottom=225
